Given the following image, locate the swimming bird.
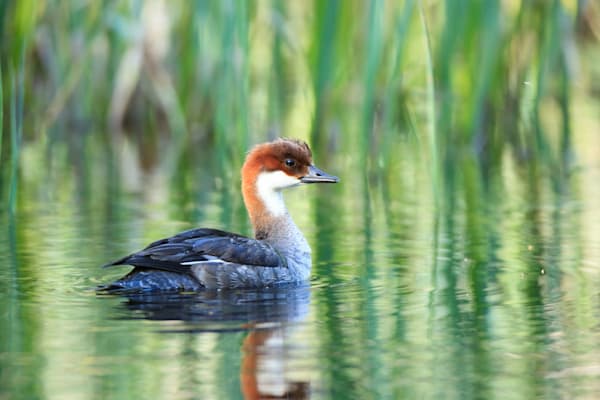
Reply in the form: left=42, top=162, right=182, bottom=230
left=100, top=138, right=338, bottom=292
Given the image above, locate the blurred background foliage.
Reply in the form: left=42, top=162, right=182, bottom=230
left=0, top=0, right=599, bottom=209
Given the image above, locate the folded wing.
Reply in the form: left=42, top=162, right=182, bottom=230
left=104, top=228, right=284, bottom=275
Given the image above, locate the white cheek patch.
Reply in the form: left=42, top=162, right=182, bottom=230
left=257, top=170, right=300, bottom=190
left=256, top=171, right=300, bottom=216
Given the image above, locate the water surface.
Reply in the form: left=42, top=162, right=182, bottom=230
left=2, top=150, right=600, bottom=399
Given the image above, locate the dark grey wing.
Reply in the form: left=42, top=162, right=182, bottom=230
left=104, top=228, right=284, bottom=275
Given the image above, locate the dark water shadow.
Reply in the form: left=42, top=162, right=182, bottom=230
left=108, top=284, right=311, bottom=331
left=102, top=284, right=312, bottom=399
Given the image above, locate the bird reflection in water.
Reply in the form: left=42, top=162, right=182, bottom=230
left=108, top=284, right=311, bottom=399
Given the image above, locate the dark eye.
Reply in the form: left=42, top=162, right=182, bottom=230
left=284, top=159, right=296, bottom=167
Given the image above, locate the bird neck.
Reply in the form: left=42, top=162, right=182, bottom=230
left=242, top=176, right=308, bottom=253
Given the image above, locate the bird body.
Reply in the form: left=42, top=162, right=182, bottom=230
left=101, top=138, right=338, bottom=292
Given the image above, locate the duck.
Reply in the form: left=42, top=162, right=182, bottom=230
left=100, top=138, right=339, bottom=293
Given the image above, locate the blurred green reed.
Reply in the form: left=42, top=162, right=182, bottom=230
left=0, top=0, right=597, bottom=200
left=0, top=64, right=3, bottom=166
left=5, top=53, right=25, bottom=216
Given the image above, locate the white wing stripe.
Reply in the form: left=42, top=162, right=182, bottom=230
left=180, top=256, right=225, bottom=266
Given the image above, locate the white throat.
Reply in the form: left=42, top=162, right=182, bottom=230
left=255, top=170, right=300, bottom=217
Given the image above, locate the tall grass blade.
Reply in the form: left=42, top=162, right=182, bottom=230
left=470, top=0, right=501, bottom=159
left=310, top=0, right=340, bottom=154
left=0, top=63, right=3, bottom=168
left=8, top=72, right=19, bottom=215
left=380, top=0, right=416, bottom=162
left=7, top=34, right=25, bottom=216
left=360, top=0, right=384, bottom=168
left=419, top=1, right=439, bottom=211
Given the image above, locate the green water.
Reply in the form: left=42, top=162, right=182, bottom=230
left=1, top=141, right=600, bottom=399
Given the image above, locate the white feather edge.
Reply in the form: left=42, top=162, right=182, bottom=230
left=180, top=255, right=223, bottom=265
